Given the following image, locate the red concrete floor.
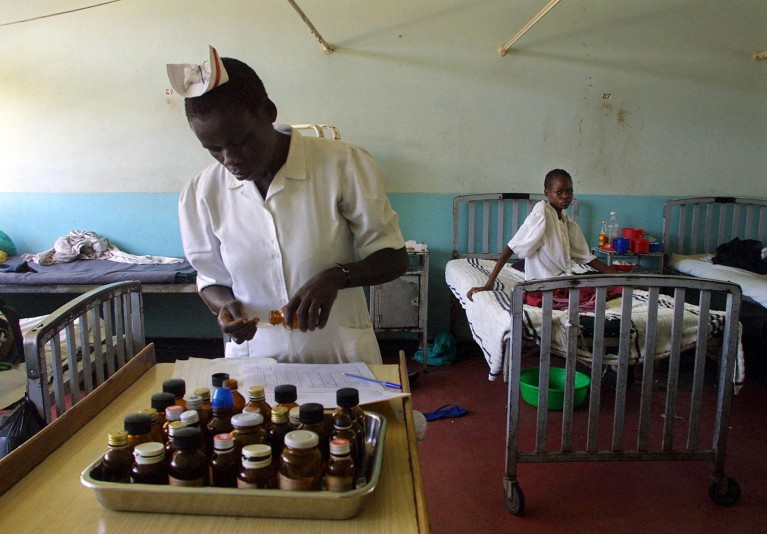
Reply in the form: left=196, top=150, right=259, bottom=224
left=398, top=348, right=767, bottom=534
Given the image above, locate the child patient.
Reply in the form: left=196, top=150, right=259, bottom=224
left=467, top=168, right=616, bottom=301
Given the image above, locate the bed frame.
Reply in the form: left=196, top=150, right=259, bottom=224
left=23, top=281, right=147, bottom=423
left=450, top=193, right=580, bottom=334
left=662, top=196, right=767, bottom=256
left=452, top=193, right=579, bottom=261
left=503, top=274, right=743, bottom=513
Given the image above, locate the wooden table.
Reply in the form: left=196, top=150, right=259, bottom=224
left=0, top=346, right=429, bottom=533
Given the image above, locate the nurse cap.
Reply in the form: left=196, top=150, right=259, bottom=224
left=166, top=45, right=229, bottom=98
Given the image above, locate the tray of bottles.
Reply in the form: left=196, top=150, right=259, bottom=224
left=80, top=411, right=386, bottom=520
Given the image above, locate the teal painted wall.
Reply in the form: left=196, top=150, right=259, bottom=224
left=0, top=191, right=682, bottom=339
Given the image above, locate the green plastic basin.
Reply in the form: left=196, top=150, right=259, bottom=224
left=519, top=367, right=591, bottom=410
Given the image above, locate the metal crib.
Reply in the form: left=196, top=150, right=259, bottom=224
left=503, top=274, right=742, bottom=514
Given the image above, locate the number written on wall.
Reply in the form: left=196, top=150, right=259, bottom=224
left=165, top=88, right=175, bottom=95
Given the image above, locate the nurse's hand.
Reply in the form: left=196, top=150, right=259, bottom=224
left=218, top=300, right=258, bottom=344
left=285, top=267, right=345, bottom=332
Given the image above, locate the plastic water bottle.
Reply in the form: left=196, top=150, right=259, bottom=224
left=607, top=212, right=619, bottom=242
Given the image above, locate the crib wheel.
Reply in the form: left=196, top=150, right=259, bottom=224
left=504, top=480, right=525, bottom=515
left=708, top=477, right=741, bottom=507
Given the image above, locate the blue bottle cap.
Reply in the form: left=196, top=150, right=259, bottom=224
left=211, top=386, right=234, bottom=409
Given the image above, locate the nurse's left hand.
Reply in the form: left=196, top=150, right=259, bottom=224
left=285, top=267, right=346, bottom=332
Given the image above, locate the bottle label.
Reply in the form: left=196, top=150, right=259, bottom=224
left=237, top=479, right=262, bottom=489
left=278, top=472, right=316, bottom=491
left=168, top=476, right=204, bottom=487
left=324, top=475, right=354, bottom=492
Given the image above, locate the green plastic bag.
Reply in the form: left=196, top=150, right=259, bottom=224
left=413, top=331, right=457, bottom=366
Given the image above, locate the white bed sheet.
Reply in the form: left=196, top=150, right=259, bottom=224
left=446, top=258, right=744, bottom=389
left=670, top=254, right=767, bottom=309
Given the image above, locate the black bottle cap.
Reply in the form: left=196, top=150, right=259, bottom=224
left=274, top=384, right=297, bottom=404
left=162, top=378, right=186, bottom=398
left=298, top=402, right=324, bottom=424
left=151, top=391, right=177, bottom=411
left=336, top=387, right=360, bottom=407
left=211, top=372, right=230, bottom=388
left=172, top=426, right=201, bottom=449
left=124, top=412, right=152, bottom=434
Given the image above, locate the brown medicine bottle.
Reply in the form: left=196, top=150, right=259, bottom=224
left=101, top=431, right=132, bottom=483
left=131, top=441, right=168, bottom=485
left=297, top=403, right=329, bottom=464
left=181, top=409, right=211, bottom=459
left=334, top=388, right=366, bottom=433
left=237, top=444, right=275, bottom=489
left=162, top=378, right=187, bottom=411
left=194, top=387, right=213, bottom=423
left=278, top=430, right=321, bottom=491
left=288, top=406, right=301, bottom=430
left=268, top=406, right=290, bottom=462
left=184, top=394, right=210, bottom=433
left=268, top=306, right=298, bottom=329
left=274, top=384, right=299, bottom=411
left=330, top=413, right=361, bottom=478
left=139, top=408, right=164, bottom=444
left=124, top=413, right=153, bottom=451
left=243, top=385, right=272, bottom=429
left=208, top=387, right=234, bottom=445
left=223, top=378, right=246, bottom=415
left=163, top=405, right=184, bottom=443
left=165, top=420, right=187, bottom=467
left=150, top=392, right=176, bottom=434
left=324, top=438, right=355, bottom=492
left=169, top=426, right=208, bottom=487
left=210, top=433, right=239, bottom=488
left=231, top=412, right=268, bottom=455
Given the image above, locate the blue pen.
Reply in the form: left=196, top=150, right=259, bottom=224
left=342, top=372, right=403, bottom=390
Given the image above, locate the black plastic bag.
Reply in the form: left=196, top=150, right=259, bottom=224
left=0, top=395, right=46, bottom=459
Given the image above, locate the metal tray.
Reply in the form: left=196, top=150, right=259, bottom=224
left=81, top=411, right=386, bottom=520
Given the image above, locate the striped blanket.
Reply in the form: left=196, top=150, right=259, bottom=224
left=446, top=258, right=744, bottom=389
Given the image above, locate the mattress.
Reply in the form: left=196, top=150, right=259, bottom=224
left=670, top=253, right=767, bottom=309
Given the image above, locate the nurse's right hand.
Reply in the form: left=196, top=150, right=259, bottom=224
left=218, top=300, right=258, bottom=344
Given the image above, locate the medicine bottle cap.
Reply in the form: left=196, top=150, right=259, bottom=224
left=223, top=378, right=239, bottom=391
left=139, top=408, right=158, bottom=421
left=288, top=406, right=301, bottom=424
left=329, top=438, right=351, bottom=456
left=284, top=430, right=319, bottom=449
left=231, top=412, right=263, bottom=428
left=336, top=388, right=359, bottom=407
left=194, top=387, right=211, bottom=401
left=172, top=426, right=201, bottom=449
left=211, top=373, right=230, bottom=388
left=162, top=378, right=186, bottom=398
left=247, top=385, right=265, bottom=399
left=151, top=391, right=176, bottom=411
left=167, top=420, right=187, bottom=437
left=274, top=384, right=297, bottom=403
left=241, top=444, right=272, bottom=461
left=213, top=433, right=234, bottom=451
left=333, top=413, right=353, bottom=430
left=180, top=410, right=199, bottom=425
left=271, top=406, right=289, bottom=424
left=133, top=441, right=165, bottom=463
left=165, top=405, right=184, bottom=421
left=124, top=413, right=152, bottom=434
left=211, top=386, right=234, bottom=409
left=185, top=394, right=203, bottom=411
left=298, top=403, right=324, bottom=424
left=107, top=431, right=128, bottom=446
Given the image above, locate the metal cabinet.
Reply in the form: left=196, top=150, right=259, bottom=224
left=369, top=251, right=429, bottom=367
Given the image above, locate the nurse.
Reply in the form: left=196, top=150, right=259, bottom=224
left=169, top=47, right=408, bottom=364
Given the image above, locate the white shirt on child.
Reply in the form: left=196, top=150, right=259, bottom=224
left=508, top=200, right=595, bottom=280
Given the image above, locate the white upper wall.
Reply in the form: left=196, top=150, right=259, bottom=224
left=1, top=0, right=764, bottom=195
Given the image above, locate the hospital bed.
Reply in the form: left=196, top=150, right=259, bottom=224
left=446, top=193, right=744, bottom=387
